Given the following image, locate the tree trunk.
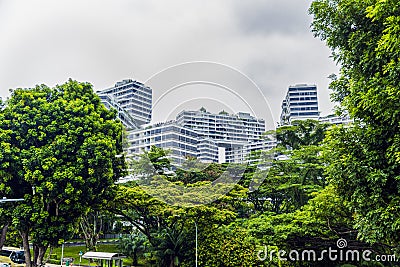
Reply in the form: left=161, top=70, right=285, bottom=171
left=33, top=244, right=39, bottom=267
left=133, top=250, right=138, bottom=266
left=80, top=212, right=102, bottom=252
left=20, top=231, right=32, bottom=267
left=0, top=223, right=9, bottom=249
left=35, top=245, right=48, bottom=267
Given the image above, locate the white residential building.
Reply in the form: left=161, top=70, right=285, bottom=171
left=319, top=114, right=353, bottom=125
left=197, top=138, right=219, bottom=163
left=125, top=108, right=273, bottom=165
left=175, top=108, right=267, bottom=163
left=97, top=79, right=152, bottom=128
left=98, top=94, right=140, bottom=129
left=98, top=79, right=275, bottom=165
left=126, top=121, right=218, bottom=165
left=280, top=84, right=319, bottom=126
left=176, top=109, right=265, bottom=143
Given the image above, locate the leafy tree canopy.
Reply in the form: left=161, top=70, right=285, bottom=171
left=0, top=80, right=126, bottom=267
left=310, top=0, right=400, bottom=247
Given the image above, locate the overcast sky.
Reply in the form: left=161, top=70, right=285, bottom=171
left=0, top=0, right=339, bottom=129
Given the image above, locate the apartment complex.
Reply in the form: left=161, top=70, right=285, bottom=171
left=176, top=109, right=265, bottom=143
left=97, top=78, right=356, bottom=167
left=319, top=114, right=353, bottom=125
left=98, top=94, right=140, bottom=129
left=124, top=108, right=270, bottom=165
left=197, top=138, right=219, bottom=163
left=97, top=79, right=152, bottom=128
left=126, top=121, right=219, bottom=165
left=175, top=108, right=266, bottom=163
left=280, top=84, right=319, bottom=126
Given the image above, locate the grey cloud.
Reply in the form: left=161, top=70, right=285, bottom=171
left=232, top=0, right=312, bottom=35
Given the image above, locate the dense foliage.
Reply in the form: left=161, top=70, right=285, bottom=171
left=0, top=80, right=125, bottom=267
left=310, top=0, right=400, bottom=249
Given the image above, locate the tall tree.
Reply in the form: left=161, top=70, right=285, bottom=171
left=238, top=185, right=358, bottom=267
left=0, top=80, right=126, bottom=267
left=276, top=119, right=329, bottom=150
left=110, top=146, right=247, bottom=266
left=79, top=209, right=113, bottom=252
left=108, top=182, right=239, bottom=266
left=246, top=120, right=329, bottom=215
left=310, top=0, right=400, bottom=246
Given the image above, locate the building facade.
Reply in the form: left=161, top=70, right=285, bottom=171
left=98, top=94, right=139, bottom=129
left=280, top=84, right=319, bottom=126
left=197, top=138, right=219, bottom=163
left=319, top=114, right=353, bottom=125
left=126, top=121, right=218, bottom=166
left=176, top=109, right=265, bottom=143
left=97, top=79, right=152, bottom=128
left=175, top=108, right=267, bottom=163
left=96, top=79, right=274, bottom=165
left=125, top=109, right=272, bottom=165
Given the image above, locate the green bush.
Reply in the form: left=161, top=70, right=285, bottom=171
left=47, top=259, right=60, bottom=265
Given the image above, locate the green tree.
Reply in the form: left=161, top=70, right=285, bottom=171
left=310, top=0, right=400, bottom=247
left=238, top=186, right=358, bottom=267
left=0, top=80, right=126, bottom=267
left=198, top=225, right=259, bottom=267
left=117, top=230, right=147, bottom=266
left=132, top=146, right=171, bottom=179
left=108, top=182, right=239, bottom=266
left=246, top=120, right=329, bottom=215
left=173, top=159, right=225, bottom=184
left=109, top=144, right=247, bottom=266
left=276, top=120, right=329, bottom=150
left=79, top=209, right=114, bottom=252
left=0, top=203, right=16, bottom=248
